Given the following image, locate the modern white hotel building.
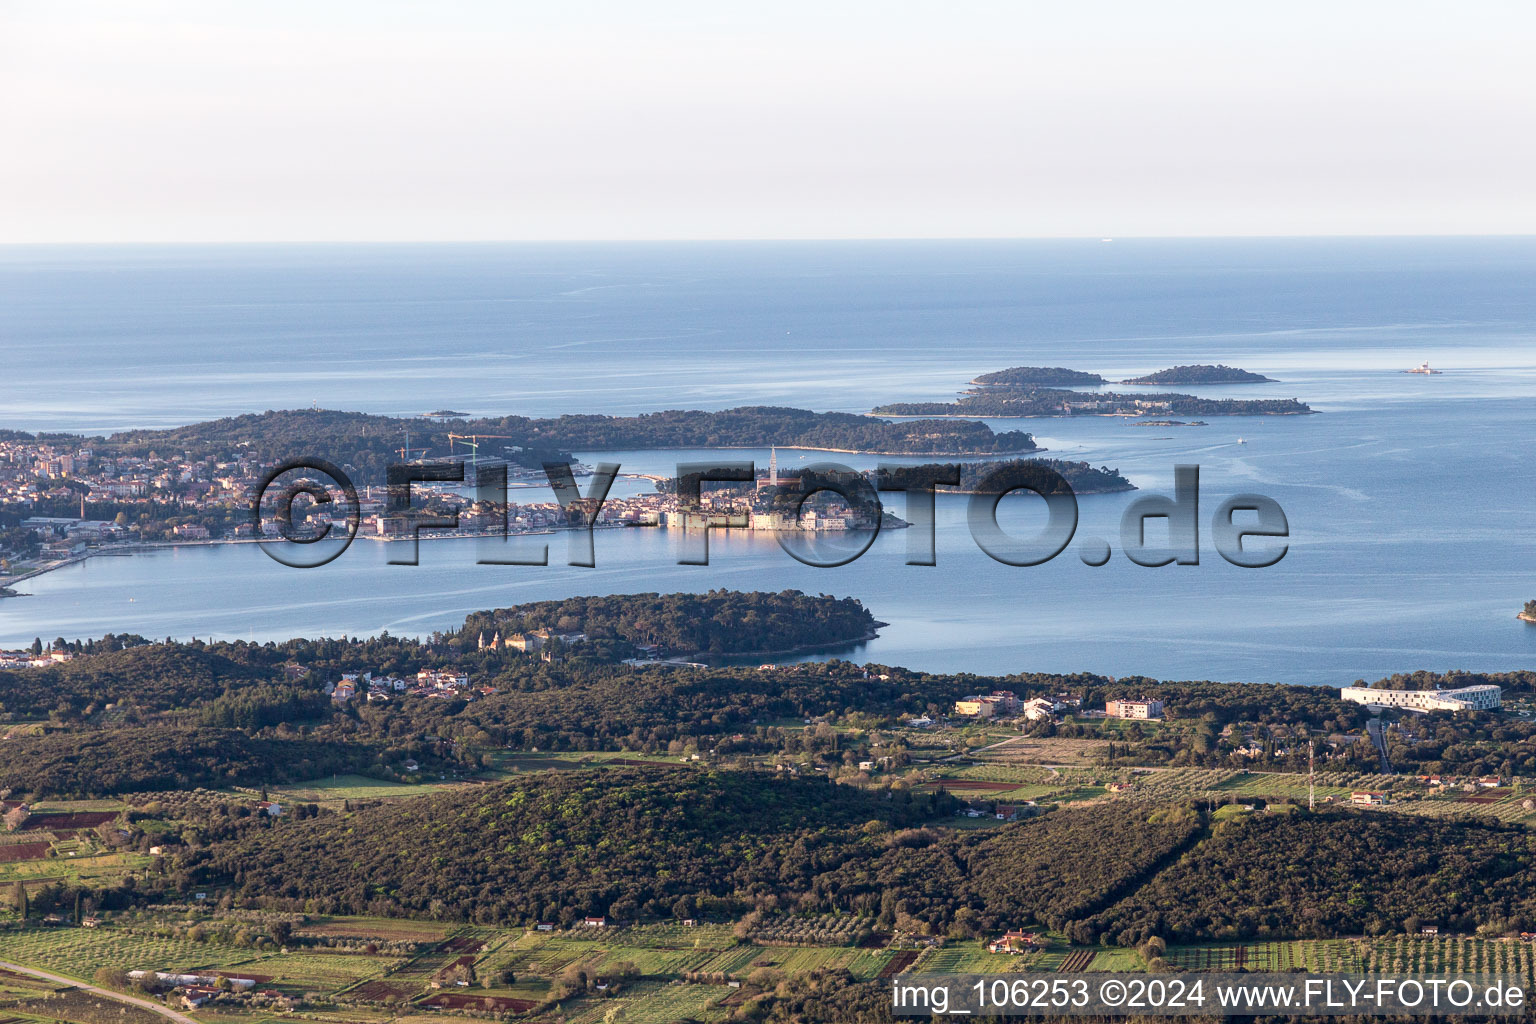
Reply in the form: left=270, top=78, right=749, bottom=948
left=1340, top=684, right=1502, bottom=713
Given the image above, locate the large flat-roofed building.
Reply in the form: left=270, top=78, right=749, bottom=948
left=1105, top=698, right=1164, bottom=720
left=1340, top=684, right=1501, bottom=713
left=954, top=699, right=997, bottom=718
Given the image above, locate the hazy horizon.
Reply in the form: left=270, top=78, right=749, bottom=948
left=3, top=233, right=1536, bottom=249
left=5, top=1, right=1535, bottom=243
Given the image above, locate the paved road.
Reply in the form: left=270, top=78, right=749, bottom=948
left=0, top=960, right=202, bottom=1024
left=1365, top=718, right=1394, bottom=774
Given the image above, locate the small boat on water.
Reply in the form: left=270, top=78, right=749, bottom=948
left=1405, top=360, right=1442, bottom=374
left=1236, top=438, right=1246, bottom=445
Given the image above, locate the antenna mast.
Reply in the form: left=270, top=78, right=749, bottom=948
left=1308, top=735, right=1316, bottom=812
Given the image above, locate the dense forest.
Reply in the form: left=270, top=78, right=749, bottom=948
left=85, top=408, right=1039, bottom=485
left=969, top=366, right=1106, bottom=387
left=1376, top=714, right=1536, bottom=778
left=0, top=725, right=390, bottom=798
left=856, top=804, right=1206, bottom=939
left=0, top=644, right=273, bottom=719
left=192, top=769, right=960, bottom=924
left=4, top=606, right=1533, bottom=796
left=1121, top=364, right=1277, bottom=385
left=496, top=407, right=1037, bottom=455
left=349, top=659, right=973, bottom=755
left=1363, top=669, right=1536, bottom=693
left=185, top=776, right=1536, bottom=944
left=1084, top=811, right=1536, bottom=944
left=459, top=590, right=882, bottom=656
left=0, top=587, right=1532, bottom=973
left=190, top=772, right=1203, bottom=934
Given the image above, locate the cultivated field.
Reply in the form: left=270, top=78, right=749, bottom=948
left=260, top=775, right=448, bottom=803
left=0, top=925, right=402, bottom=996
left=561, top=980, right=728, bottom=1024
left=296, top=916, right=451, bottom=944
left=972, top=737, right=1110, bottom=766
left=0, top=927, right=216, bottom=980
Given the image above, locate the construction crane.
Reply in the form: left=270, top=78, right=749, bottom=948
left=395, top=431, right=431, bottom=462
left=446, top=433, right=514, bottom=468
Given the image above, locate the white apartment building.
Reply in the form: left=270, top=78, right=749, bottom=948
left=1340, top=684, right=1501, bottom=713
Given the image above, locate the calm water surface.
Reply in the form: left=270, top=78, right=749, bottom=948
left=2, top=240, right=1534, bottom=682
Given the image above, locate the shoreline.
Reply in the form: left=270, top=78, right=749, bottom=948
left=0, top=516, right=921, bottom=591
left=967, top=377, right=1105, bottom=388
left=942, top=483, right=1135, bottom=495
left=868, top=410, right=1313, bottom=420
left=578, top=443, right=1045, bottom=457
left=1519, top=612, right=1536, bottom=624
left=0, top=554, right=94, bottom=590
left=686, top=623, right=888, bottom=663
left=0, top=529, right=584, bottom=588
left=1116, top=378, right=1277, bottom=386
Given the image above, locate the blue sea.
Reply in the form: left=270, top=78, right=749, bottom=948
left=2, top=238, right=1534, bottom=683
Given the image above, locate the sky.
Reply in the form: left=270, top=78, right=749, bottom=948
left=2, top=0, right=1535, bottom=242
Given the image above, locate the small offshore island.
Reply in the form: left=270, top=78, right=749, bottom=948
left=873, top=364, right=1313, bottom=419
left=969, top=366, right=1107, bottom=387
left=1520, top=600, right=1536, bottom=624
left=462, top=591, right=885, bottom=660
left=1121, top=364, right=1277, bottom=385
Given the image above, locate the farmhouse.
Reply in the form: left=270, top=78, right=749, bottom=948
left=987, top=930, right=1040, bottom=954
left=181, top=988, right=219, bottom=1009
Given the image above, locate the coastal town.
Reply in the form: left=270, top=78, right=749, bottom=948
left=0, top=437, right=886, bottom=587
